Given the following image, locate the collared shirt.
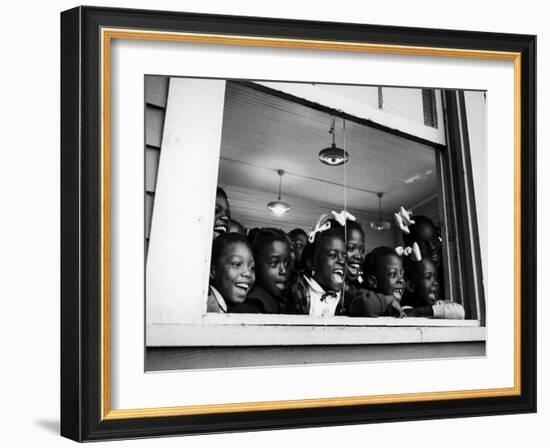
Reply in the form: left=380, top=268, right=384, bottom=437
left=206, top=285, right=228, bottom=313
left=290, top=274, right=343, bottom=317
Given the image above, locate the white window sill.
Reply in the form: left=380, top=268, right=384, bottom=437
left=147, top=314, right=485, bottom=347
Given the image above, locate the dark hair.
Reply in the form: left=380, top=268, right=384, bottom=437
left=403, top=215, right=435, bottom=245
left=216, top=186, right=228, bottom=200
left=247, top=227, right=290, bottom=257
left=402, top=215, right=442, bottom=268
left=345, top=219, right=364, bottom=239
left=229, top=219, right=246, bottom=235
left=403, top=256, right=421, bottom=280
left=211, top=232, right=251, bottom=265
left=403, top=256, right=436, bottom=279
left=288, top=228, right=308, bottom=240
left=301, top=241, right=315, bottom=275
left=363, top=246, right=399, bottom=278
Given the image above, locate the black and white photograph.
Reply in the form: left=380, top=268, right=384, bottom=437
left=54, top=2, right=537, bottom=443
left=145, top=77, right=487, bottom=371
left=1, top=0, right=543, bottom=444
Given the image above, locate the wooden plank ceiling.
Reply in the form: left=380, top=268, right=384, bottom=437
left=218, top=81, right=437, bottom=215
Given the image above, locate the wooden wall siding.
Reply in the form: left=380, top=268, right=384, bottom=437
left=144, top=76, right=169, bottom=243
left=222, top=183, right=396, bottom=250
left=145, top=76, right=169, bottom=108
left=145, top=146, right=160, bottom=193
left=145, top=106, right=165, bottom=148
left=145, top=193, right=155, bottom=239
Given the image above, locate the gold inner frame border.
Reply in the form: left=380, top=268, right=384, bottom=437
left=100, top=27, right=522, bottom=421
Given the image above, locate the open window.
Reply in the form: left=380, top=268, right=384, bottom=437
left=145, top=76, right=486, bottom=370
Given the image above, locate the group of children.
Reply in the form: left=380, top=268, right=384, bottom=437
left=207, top=187, right=464, bottom=319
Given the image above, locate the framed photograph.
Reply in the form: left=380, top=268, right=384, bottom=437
left=60, top=5, right=536, bottom=441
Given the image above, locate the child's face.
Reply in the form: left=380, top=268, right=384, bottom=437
left=255, top=241, right=291, bottom=298
left=374, top=254, right=405, bottom=301
left=345, top=228, right=365, bottom=281
left=213, top=193, right=231, bottom=239
left=211, top=242, right=255, bottom=305
left=417, top=237, right=441, bottom=267
left=313, top=235, right=346, bottom=292
left=410, top=259, right=439, bottom=305
left=291, top=233, right=308, bottom=268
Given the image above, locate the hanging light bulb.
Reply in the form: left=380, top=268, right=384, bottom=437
left=267, top=169, right=291, bottom=215
left=370, top=192, right=392, bottom=230
left=318, top=116, right=349, bottom=166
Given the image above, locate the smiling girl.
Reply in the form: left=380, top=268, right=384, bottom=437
left=207, top=232, right=255, bottom=313
left=290, top=218, right=347, bottom=317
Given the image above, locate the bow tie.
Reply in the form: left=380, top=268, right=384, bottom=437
left=320, top=291, right=338, bottom=302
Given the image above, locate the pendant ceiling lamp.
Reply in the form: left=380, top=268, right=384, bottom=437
left=318, top=116, right=349, bottom=166
left=267, top=169, right=291, bottom=215
left=370, top=192, right=392, bottom=230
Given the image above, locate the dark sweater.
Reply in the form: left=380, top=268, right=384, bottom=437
left=230, top=285, right=290, bottom=314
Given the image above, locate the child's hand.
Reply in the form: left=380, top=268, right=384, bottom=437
left=432, top=301, right=465, bottom=319
left=390, top=299, right=407, bottom=318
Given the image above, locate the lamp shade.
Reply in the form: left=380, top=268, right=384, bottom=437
left=267, top=169, right=291, bottom=215
left=370, top=221, right=392, bottom=231
left=370, top=192, right=391, bottom=231
left=318, top=144, right=349, bottom=166
left=267, top=200, right=291, bottom=215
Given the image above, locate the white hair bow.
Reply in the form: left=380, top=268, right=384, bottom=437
left=308, top=214, right=332, bottom=243
left=331, top=210, right=356, bottom=227
left=308, top=210, right=357, bottom=243
left=394, top=206, right=415, bottom=234
left=395, top=242, right=422, bottom=261
left=395, top=246, right=412, bottom=256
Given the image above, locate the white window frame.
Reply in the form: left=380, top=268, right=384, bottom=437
left=145, top=77, right=486, bottom=348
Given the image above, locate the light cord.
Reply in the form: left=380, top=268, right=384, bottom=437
left=343, top=118, right=348, bottom=246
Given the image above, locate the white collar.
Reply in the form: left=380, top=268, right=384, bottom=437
left=210, top=286, right=228, bottom=313
left=303, top=276, right=341, bottom=318
left=304, top=276, right=328, bottom=295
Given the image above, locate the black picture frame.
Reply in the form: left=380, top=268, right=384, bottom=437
left=61, top=5, right=536, bottom=442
